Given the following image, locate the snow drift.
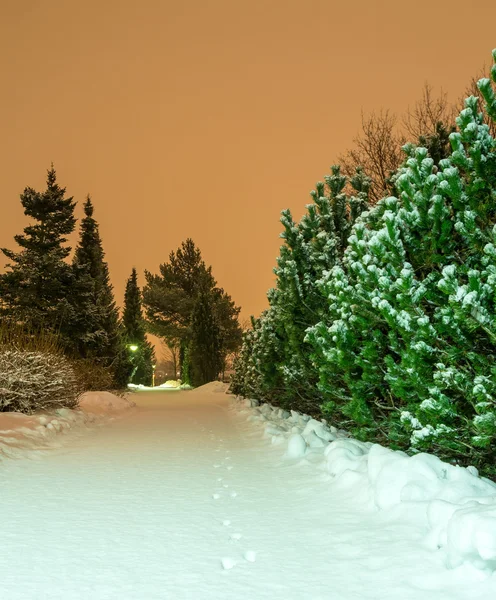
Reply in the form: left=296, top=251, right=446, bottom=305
left=0, top=391, right=135, bottom=460
left=234, top=396, right=496, bottom=572
left=78, top=391, right=136, bottom=414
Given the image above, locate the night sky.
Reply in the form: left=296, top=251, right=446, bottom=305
left=1, top=0, right=495, bottom=345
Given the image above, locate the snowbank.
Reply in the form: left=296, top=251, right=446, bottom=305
left=78, top=391, right=136, bottom=414
left=0, top=391, right=135, bottom=461
left=127, top=380, right=190, bottom=391
left=233, top=396, right=496, bottom=572
left=194, top=381, right=229, bottom=394
left=159, top=380, right=181, bottom=388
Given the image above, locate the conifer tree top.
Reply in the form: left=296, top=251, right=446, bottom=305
left=84, top=196, right=94, bottom=218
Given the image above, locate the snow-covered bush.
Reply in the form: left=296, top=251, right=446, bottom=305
left=235, top=397, right=496, bottom=572
left=0, top=349, right=79, bottom=414
left=307, top=49, right=496, bottom=471
left=231, top=166, right=370, bottom=411
left=234, top=48, right=496, bottom=477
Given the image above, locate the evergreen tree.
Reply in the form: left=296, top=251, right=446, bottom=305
left=122, top=268, right=155, bottom=386
left=233, top=48, right=496, bottom=476
left=418, top=121, right=456, bottom=166
left=143, top=239, right=242, bottom=384
left=70, top=196, right=130, bottom=384
left=189, top=289, right=223, bottom=386
left=230, top=316, right=259, bottom=397
left=233, top=166, right=369, bottom=412
left=307, top=49, right=496, bottom=470
left=0, top=166, right=76, bottom=333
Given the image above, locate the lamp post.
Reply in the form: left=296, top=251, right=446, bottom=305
left=128, top=344, right=139, bottom=382
left=152, top=364, right=156, bottom=387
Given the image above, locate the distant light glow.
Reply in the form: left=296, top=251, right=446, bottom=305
left=129, top=344, right=139, bottom=352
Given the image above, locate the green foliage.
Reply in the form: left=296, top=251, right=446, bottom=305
left=418, top=121, right=456, bottom=166
left=0, top=176, right=132, bottom=390
left=189, top=290, right=223, bottom=386
left=122, top=267, right=155, bottom=386
left=232, top=166, right=370, bottom=412
left=234, top=50, right=496, bottom=476
left=68, top=197, right=130, bottom=386
left=0, top=166, right=76, bottom=332
left=143, top=239, right=242, bottom=385
left=307, top=51, right=496, bottom=472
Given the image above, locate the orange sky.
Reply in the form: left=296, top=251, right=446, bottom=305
left=1, top=0, right=495, bottom=356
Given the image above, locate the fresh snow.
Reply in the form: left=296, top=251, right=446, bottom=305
left=0, top=384, right=495, bottom=599
left=0, top=391, right=136, bottom=461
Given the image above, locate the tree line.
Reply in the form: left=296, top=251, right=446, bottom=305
left=0, top=168, right=242, bottom=390
left=231, top=49, right=496, bottom=476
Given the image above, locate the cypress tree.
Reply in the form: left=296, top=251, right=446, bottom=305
left=0, top=166, right=76, bottom=333
left=122, top=268, right=155, bottom=386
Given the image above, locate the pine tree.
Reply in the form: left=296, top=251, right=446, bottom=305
left=70, top=196, right=129, bottom=384
left=143, top=239, right=242, bottom=384
left=0, top=166, right=76, bottom=333
left=230, top=317, right=259, bottom=397
left=308, top=49, right=496, bottom=470
left=233, top=166, right=369, bottom=411
left=418, top=121, right=456, bottom=166
left=122, top=268, right=155, bottom=386
left=233, top=48, right=496, bottom=476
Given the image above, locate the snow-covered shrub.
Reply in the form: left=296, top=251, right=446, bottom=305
left=307, top=49, right=496, bottom=472
left=231, top=166, right=370, bottom=411
left=235, top=48, right=496, bottom=477
left=0, top=349, right=79, bottom=414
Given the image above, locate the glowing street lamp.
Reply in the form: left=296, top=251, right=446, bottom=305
left=129, top=344, right=139, bottom=352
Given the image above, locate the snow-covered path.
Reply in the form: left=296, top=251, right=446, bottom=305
left=0, top=385, right=494, bottom=600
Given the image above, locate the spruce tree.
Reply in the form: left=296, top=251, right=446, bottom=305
left=70, top=196, right=130, bottom=384
left=122, top=268, right=155, bottom=386
left=0, top=166, right=76, bottom=333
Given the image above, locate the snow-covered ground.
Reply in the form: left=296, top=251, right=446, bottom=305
left=0, top=391, right=136, bottom=461
left=0, top=384, right=495, bottom=599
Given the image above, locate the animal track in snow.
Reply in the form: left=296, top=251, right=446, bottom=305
left=230, top=491, right=237, bottom=498
left=222, top=519, right=231, bottom=527
left=217, top=477, right=223, bottom=482
left=221, top=557, right=235, bottom=570
left=244, top=551, right=256, bottom=562
left=212, top=493, right=220, bottom=500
